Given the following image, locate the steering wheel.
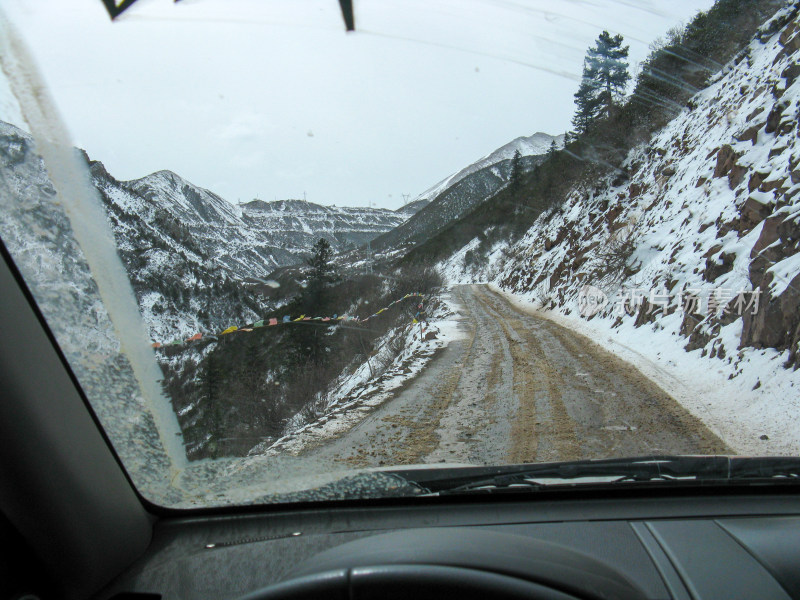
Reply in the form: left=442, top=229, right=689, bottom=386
left=238, top=528, right=645, bottom=600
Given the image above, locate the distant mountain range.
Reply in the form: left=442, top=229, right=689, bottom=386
left=0, top=116, right=560, bottom=341
left=114, top=168, right=425, bottom=278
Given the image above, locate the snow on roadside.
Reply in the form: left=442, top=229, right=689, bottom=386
left=248, top=293, right=464, bottom=457
left=491, top=284, right=798, bottom=457
left=476, top=9, right=800, bottom=458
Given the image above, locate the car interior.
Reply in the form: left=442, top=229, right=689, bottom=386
left=1, top=1, right=799, bottom=599
left=2, top=235, right=799, bottom=600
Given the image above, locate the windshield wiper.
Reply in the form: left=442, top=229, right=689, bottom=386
left=384, top=456, right=800, bottom=495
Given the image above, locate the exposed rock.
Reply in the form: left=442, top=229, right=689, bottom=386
left=781, top=63, right=800, bottom=87
left=683, top=318, right=714, bottom=352
left=705, top=250, right=736, bottom=283
left=741, top=271, right=800, bottom=365
left=759, top=176, right=785, bottom=193
left=778, top=19, right=799, bottom=47
left=765, top=101, right=788, bottom=134
left=748, top=170, right=767, bottom=192
left=768, top=144, right=789, bottom=159
left=739, top=193, right=775, bottom=233
left=713, top=144, right=745, bottom=189
left=735, top=123, right=762, bottom=145
left=752, top=213, right=785, bottom=254
left=750, top=106, right=766, bottom=123
left=781, top=31, right=800, bottom=53
left=662, top=165, right=676, bottom=177
left=634, top=299, right=660, bottom=328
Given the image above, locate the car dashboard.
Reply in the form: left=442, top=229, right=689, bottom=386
left=95, top=491, right=800, bottom=600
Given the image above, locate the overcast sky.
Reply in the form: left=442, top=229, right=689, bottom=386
left=3, top=0, right=715, bottom=209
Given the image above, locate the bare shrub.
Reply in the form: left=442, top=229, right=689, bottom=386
left=593, top=218, right=639, bottom=282
left=533, top=283, right=553, bottom=309
left=392, top=265, right=444, bottom=297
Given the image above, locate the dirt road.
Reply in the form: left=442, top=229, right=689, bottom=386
left=305, top=284, right=730, bottom=467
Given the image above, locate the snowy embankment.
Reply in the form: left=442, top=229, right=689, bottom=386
left=493, top=285, right=797, bottom=456
left=248, top=295, right=463, bottom=457
left=441, top=6, right=800, bottom=456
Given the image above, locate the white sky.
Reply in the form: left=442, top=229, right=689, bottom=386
left=3, top=0, right=715, bottom=209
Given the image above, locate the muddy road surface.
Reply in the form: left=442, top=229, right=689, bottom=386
left=304, top=284, right=730, bottom=468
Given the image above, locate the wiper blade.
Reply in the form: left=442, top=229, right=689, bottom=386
left=385, top=456, right=800, bottom=495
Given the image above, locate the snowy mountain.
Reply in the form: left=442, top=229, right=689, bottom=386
left=371, top=133, right=561, bottom=252
left=119, top=170, right=418, bottom=278
left=416, top=132, right=564, bottom=204
left=240, top=198, right=413, bottom=257
left=0, top=121, right=427, bottom=342
left=441, top=3, right=800, bottom=455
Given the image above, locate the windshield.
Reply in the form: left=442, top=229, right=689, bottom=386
left=0, top=0, right=797, bottom=508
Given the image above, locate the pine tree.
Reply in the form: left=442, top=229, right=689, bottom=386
left=547, top=140, right=558, bottom=160
left=572, top=31, right=630, bottom=134
left=509, top=149, right=523, bottom=191
left=303, top=238, right=337, bottom=312
left=306, top=238, right=335, bottom=284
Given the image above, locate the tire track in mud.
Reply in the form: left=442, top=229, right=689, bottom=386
left=471, top=286, right=581, bottom=464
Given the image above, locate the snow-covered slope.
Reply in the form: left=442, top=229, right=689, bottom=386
left=416, top=132, right=564, bottom=204
left=443, top=4, right=800, bottom=455
left=372, top=134, right=560, bottom=252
